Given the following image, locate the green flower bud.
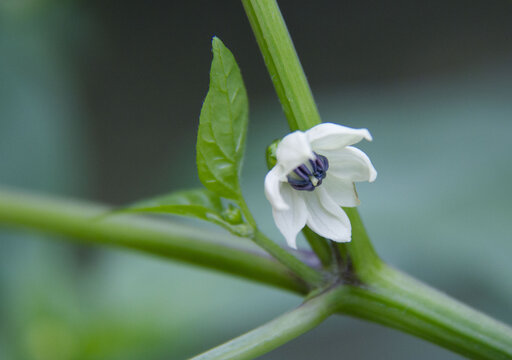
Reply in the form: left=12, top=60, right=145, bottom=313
left=221, top=204, right=244, bottom=225
left=265, top=139, right=280, bottom=170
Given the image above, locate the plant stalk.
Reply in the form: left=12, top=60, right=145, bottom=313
left=191, top=286, right=344, bottom=360
left=0, top=188, right=308, bottom=294
left=241, top=0, right=321, bottom=132
left=339, top=266, right=512, bottom=359
left=242, top=0, right=336, bottom=268
left=2, top=189, right=512, bottom=358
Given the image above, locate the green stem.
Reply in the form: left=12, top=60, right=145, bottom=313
left=252, top=229, right=324, bottom=287
left=191, top=287, right=344, bottom=360
left=242, top=0, right=337, bottom=271
left=338, top=265, right=512, bottom=360
left=237, top=197, right=324, bottom=288
left=0, top=188, right=308, bottom=294
left=3, top=190, right=512, bottom=358
left=241, top=0, right=379, bottom=276
left=339, top=208, right=512, bottom=359
left=342, top=207, right=381, bottom=280
left=242, top=0, right=321, bottom=132
left=302, top=227, right=333, bottom=268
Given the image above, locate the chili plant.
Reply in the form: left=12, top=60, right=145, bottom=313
left=0, top=1, right=511, bottom=359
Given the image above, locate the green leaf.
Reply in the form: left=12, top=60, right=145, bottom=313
left=118, top=188, right=253, bottom=237
left=121, top=188, right=222, bottom=220
left=196, top=37, right=249, bottom=200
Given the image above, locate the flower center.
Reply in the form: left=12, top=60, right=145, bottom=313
left=287, top=153, right=329, bottom=191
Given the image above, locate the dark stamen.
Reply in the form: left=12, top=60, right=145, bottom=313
left=293, top=164, right=311, bottom=180
left=287, top=153, right=329, bottom=191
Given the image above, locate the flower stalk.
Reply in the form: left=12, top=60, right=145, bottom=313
left=302, top=227, right=333, bottom=268
left=236, top=197, right=325, bottom=287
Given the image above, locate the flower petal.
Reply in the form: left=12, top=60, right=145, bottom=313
left=322, top=174, right=360, bottom=207
left=306, top=123, right=372, bottom=152
left=276, top=131, right=315, bottom=175
left=303, top=187, right=352, bottom=243
left=324, top=146, right=377, bottom=182
left=271, top=184, right=308, bottom=249
left=264, top=166, right=289, bottom=210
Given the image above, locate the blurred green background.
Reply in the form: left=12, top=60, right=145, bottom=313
left=1, top=0, right=511, bottom=359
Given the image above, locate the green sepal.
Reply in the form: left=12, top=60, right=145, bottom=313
left=265, top=139, right=280, bottom=170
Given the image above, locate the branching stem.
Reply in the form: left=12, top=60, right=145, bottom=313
left=192, top=286, right=344, bottom=360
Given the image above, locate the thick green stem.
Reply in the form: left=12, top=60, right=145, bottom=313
left=2, top=190, right=512, bottom=359
left=341, top=208, right=512, bottom=358
left=337, top=208, right=512, bottom=359
left=339, top=265, right=512, bottom=360
left=242, top=0, right=335, bottom=269
left=192, top=287, right=344, bottom=360
left=242, top=0, right=321, bottom=132
left=0, top=188, right=308, bottom=294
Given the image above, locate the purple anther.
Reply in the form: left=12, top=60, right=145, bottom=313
left=287, top=153, right=329, bottom=191
left=293, top=164, right=311, bottom=180
left=288, top=177, right=315, bottom=191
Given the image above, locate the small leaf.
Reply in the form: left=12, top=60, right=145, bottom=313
left=196, top=37, right=249, bottom=200
left=117, top=188, right=254, bottom=237
left=121, top=188, right=224, bottom=222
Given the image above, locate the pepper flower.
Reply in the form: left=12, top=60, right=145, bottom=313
left=264, top=123, right=377, bottom=249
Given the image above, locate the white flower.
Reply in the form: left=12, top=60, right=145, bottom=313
left=264, top=123, right=377, bottom=249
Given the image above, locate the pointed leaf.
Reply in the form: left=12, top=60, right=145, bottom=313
left=121, top=188, right=224, bottom=223
left=196, top=37, right=249, bottom=199
left=117, top=188, right=253, bottom=237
